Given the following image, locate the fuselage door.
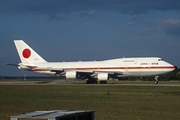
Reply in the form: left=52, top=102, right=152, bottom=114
left=134, top=58, right=138, bottom=64
left=125, top=65, right=128, bottom=74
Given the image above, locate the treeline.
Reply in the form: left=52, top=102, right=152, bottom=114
left=160, top=67, right=180, bottom=80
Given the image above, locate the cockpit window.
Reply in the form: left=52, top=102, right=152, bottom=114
left=158, top=59, right=163, bottom=61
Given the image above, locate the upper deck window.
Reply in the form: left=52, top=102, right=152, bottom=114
left=158, top=59, right=163, bottom=61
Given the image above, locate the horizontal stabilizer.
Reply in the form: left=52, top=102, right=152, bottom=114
left=5, top=63, right=19, bottom=67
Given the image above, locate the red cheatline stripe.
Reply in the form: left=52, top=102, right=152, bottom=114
left=29, top=66, right=175, bottom=72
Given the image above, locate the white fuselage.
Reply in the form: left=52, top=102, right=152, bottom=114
left=27, top=57, right=175, bottom=77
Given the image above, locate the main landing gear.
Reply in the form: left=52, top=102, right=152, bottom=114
left=99, top=80, right=107, bottom=84
left=86, top=79, right=107, bottom=84
left=86, top=78, right=97, bottom=84
left=154, top=76, right=159, bottom=84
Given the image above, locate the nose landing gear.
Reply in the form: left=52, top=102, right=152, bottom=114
left=154, top=76, right=159, bottom=84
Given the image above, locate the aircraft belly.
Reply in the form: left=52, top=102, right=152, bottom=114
left=128, top=71, right=165, bottom=76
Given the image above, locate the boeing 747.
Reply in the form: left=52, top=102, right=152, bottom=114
left=7, top=40, right=175, bottom=84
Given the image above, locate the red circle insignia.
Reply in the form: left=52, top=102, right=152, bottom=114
left=22, top=49, right=31, bottom=58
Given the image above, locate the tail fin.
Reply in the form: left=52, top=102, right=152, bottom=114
left=14, top=40, right=47, bottom=64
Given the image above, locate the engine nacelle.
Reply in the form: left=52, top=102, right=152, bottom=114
left=97, top=73, right=109, bottom=81
left=65, top=71, right=78, bottom=79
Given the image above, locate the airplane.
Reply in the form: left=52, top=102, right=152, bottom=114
left=7, top=40, right=175, bottom=84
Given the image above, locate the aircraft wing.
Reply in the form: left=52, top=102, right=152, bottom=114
left=50, top=69, right=94, bottom=76
left=49, top=68, right=125, bottom=79
left=74, top=70, right=123, bottom=74
left=74, top=70, right=124, bottom=80
left=51, top=69, right=64, bottom=75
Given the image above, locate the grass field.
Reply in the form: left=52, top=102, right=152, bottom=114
left=0, top=84, right=180, bottom=120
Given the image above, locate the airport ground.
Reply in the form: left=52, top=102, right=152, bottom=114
left=0, top=80, right=180, bottom=120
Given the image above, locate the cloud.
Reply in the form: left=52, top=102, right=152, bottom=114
left=48, top=12, right=72, bottom=20
left=158, top=19, right=180, bottom=36
left=129, top=14, right=140, bottom=19
left=140, top=28, right=148, bottom=32
left=79, top=11, right=97, bottom=18
left=0, top=0, right=180, bottom=20
left=127, top=22, right=135, bottom=26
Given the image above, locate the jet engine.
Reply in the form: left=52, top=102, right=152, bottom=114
left=65, top=71, right=78, bottom=79
left=97, top=73, right=109, bottom=80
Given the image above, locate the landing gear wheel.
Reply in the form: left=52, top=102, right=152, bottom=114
left=93, top=79, right=98, bottom=84
left=154, top=76, right=159, bottom=84
left=86, top=79, right=98, bottom=84
left=100, top=81, right=107, bottom=84
left=86, top=80, right=91, bottom=84
left=154, top=81, right=158, bottom=84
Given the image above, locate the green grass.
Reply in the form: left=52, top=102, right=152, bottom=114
left=0, top=85, right=180, bottom=120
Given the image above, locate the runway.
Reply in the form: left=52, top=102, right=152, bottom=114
left=0, top=80, right=180, bottom=86
left=0, top=81, right=49, bottom=85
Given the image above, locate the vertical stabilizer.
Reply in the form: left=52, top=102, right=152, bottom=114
left=14, top=40, right=47, bottom=64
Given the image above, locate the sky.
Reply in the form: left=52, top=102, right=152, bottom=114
left=0, top=0, right=180, bottom=76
